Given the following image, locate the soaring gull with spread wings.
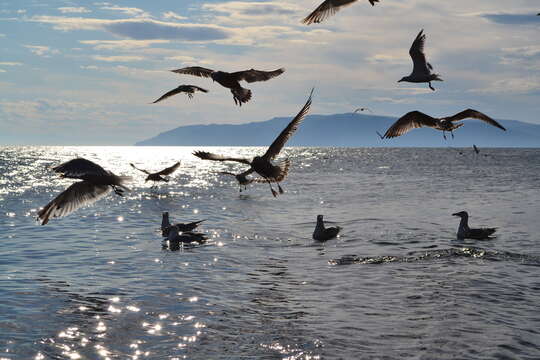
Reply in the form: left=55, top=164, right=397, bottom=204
left=303, top=0, right=380, bottom=25
left=383, top=109, right=506, bottom=140
left=152, top=85, right=208, bottom=104
left=130, top=161, right=181, bottom=185
left=193, top=88, right=313, bottom=197
left=398, top=29, right=442, bottom=91
left=170, top=66, right=284, bottom=106
left=37, top=158, right=131, bottom=225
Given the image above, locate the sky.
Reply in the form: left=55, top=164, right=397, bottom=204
left=0, top=0, right=539, bottom=145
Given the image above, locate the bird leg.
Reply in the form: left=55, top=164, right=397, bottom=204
left=428, top=82, right=435, bottom=91
left=443, top=131, right=447, bottom=140
left=266, top=179, right=278, bottom=197
left=277, top=183, right=284, bottom=194
left=112, top=185, right=124, bottom=196
left=187, top=93, right=193, bottom=99
left=451, top=131, right=454, bottom=139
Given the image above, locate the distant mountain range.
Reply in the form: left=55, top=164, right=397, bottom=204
left=135, top=113, right=540, bottom=147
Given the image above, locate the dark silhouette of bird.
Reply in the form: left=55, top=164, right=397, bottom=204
left=376, top=131, right=384, bottom=140
left=398, top=29, right=442, bottom=91
left=37, top=158, right=131, bottom=225
left=473, top=144, right=480, bottom=154
left=353, top=107, right=373, bottom=113
left=452, top=211, right=497, bottom=240
left=303, top=0, right=380, bottom=25
left=383, top=109, right=506, bottom=140
left=161, top=212, right=205, bottom=237
left=218, top=161, right=290, bottom=193
left=313, top=215, right=341, bottom=241
left=166, top=225, right=207, bottom=250
left=152, top=85, right=208, bottom=104
left=193, top=88, right=313, bottom=197
left=170, top=66, right=284, bottom=106
left=130, top=162, right=181, bottom=185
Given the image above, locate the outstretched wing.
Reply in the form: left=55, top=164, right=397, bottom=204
left=130, top=163, right=150, bottom=175
left=152, top=85, right=208, bottom=104
left=302, top=0, right=361, bottom=25
left=157, top=161, right=181, bottom=176
left=444, top=109, right=506, bottom=131
left=409, top=29, right=430, bottom=75
left=193, top=151, right=252, bottom=165
left=262, top=89, right=313, bottom=161
left=231, top=68, right=285, bottom=83
left=383, top=111, right=438, bottom=138
left=53, top=158, right=109, bottom=179
left=37, top=181, right=111, bottom=225
left=170, top=66, right=215, bottom=78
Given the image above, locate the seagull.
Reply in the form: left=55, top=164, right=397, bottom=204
left=382, top=109, right=506, bottom=140
left=170, top=66, right=285, bottom=106
left=130, top=162, right=181, bottom=185
left=193, top=88, right=313, bottom=197
left=218, top=161, right=290, bottom=193
left=161, top=211, right=205, bottom=237
left=398, top=29, right=442, bottom=91
left=166, top=225, right=207, bottom=250
left=303, top=0, right=380, bottom=25
left=452, top=211, right=497, bottom=240
left=151, top=85, right=208, bottom=104
left=313, top=215, right=341, bottom=241
left=37, top=158, right=131, bottom=225
left=353, top=107, right=372, bottom=113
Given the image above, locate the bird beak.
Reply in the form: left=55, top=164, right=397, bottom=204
left=452, top=212, right=460, bottom=216
left=397, top=79, right=403, bottom=83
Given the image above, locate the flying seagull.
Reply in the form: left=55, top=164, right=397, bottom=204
left=382, top=109, right=506, bottom=140
left=130, top=162, right=181, bottom=185
left=452, top=211, right=496, bottom=240
left=353, top=107, right=372, bottom=113
left=218, top=160, right=290, bottom=193
left=398, top=29, right=442, bottom=91
left=303, top=0, right=380, bottom=25
left=193, top=88, right=313, bottom=197
left=37, top=158, right=131, bottom=225
left=152, top=85, right=208, bottom=104
left=170, top=66, right=285, bottom=106
left=313, top=215, right=341, bottom=241
left=161, top=212, right=205, bottom=237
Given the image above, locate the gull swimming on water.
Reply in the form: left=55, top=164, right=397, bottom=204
left=452, top=211, right=497, bottom=240
left=130, top=161, right=181, bottom=185
left=166, top=225, right=208, bottom=250
left=170, top=66, right=285, bottom=106
left=382, top=109, right=506, bottom=140
left=161, top=211, right=205, bottom=237
left=193, top=88, right=313, bottom=197
left=313, top=215, right=341, bottom=241
left=303, top=0, right=380, bottom=25
left=37, top=158, right=131, bottom=225
left=151, top=85, right=208, bottom=104
left=398, top=29, right=442, bottom=91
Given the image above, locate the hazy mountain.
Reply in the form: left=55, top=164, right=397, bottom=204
left=135, top=113, right=540, bottom=147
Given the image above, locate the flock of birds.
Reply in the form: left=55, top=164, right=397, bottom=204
left=35, top=1, right=522, bottom=243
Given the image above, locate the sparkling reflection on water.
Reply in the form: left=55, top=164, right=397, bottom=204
left=1, top=146, right=540, bottom=359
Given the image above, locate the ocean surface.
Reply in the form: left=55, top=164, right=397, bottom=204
left=1, top=146, right=540, bottom=360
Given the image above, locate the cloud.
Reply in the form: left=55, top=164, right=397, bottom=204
left=0, top=62, right=23, bottom=66
left=0, top=69, right=6, bottom=73
left=480, top=13, right=540, bottom=25
left=23, top=45, right=59, bottom=57
left=80, top=39, right=170, bottom=50
left=100, top=5, right=151, bottom=18
left=203, top=1, right=300, bottom=16
left=162, top=11, right=186, bottom=21
left=80, top=65, right=99, bottom=70
left=469, top=77, right=540, bottom=94
left=58, top=7, right=91, bottom=14
left=92, top=55, right=145, bottom=62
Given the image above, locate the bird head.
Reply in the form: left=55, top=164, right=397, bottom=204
left=452, top=211, right=468, bottom=218
left=317, top=215, right=324, bottom=221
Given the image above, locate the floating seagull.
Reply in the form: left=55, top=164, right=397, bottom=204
left=170, top=66, right=284, bottom=106
left=398, top=29, right=442, bottom=91
left=37, top=158, right=131, bottom=225
left=152, top=85, right=208, bottom=104
left=130, top=162, right=181, bottom=185
left=383, top=109, right=506, bottom=140
left=353, top=107, right=372, bottom=113
left=452, top=211, right=497, bottom=240
left=303, top=0, right=380, bottom=25
left=193, top=88, right=313, bottom=197
left=313, top=215, right=341, bottom=241
left=161, top=212, right=205, bottom=237
left=166, top=225, right=207, bottom=250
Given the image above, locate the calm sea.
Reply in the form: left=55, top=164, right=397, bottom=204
left=1, top=146, right=539, bottom=360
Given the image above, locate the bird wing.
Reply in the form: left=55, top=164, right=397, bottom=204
left=409, top=29, right=430, bottom=75
left=302, top=0, right=359, bottom=25
left=231, top=68, right=285, bottom=83
left=52, top=158, right=109, bottom=179
left=383, top=111, right=438, bottom=138
left=444, top=109, right=506, bottom=131
left=170, top=66, right=215, bottom=78
left=193, top=151, right=252, bottom=165
left=152, top=85, right=203, bottom=104
left=157, top=161, right=181, bottom=176
left=188, top=85, right=209, bottom=93
left=130, top=163, right=150, bottom=175
left=262, top=89, right=313, bottom=161
left=37, top=182, right=111, bottom=225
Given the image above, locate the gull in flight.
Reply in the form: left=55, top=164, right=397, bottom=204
left=193, top=88, right=313, bottom=197
left=170, top=66, right=285, bottom=106
left=313, top=215, right=341, bottom=241
left=353, top=107, right=372, bottom=113
left=161, top=212, right=205, bottom=237
left=218, top=160, right=290, bottom=193
left=130, top=162, right=181, bottom=186
left=382, top=109, right=506, bottom=140
left=37, top=158, right=131, bottom=225
left=303, top=0, right=380, bottom=25
left=398, top=29, right=442, bottom=91
left=151, top=85, right=208, bottom=104
left=452, top=211, right=497, bottom=240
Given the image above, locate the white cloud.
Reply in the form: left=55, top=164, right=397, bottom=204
left=81, top=65, right=99, bottom=70
left=162, top=11, right=186, bottom=21
left=23, top=45, right=59, bottom=57
left=0, top=62, right=23, bottom=66
left=100, top=5, right=150, bottom=18
left=58, top=7, right=91, bottom=14
left=0, top=69, right=6, bottom=73
left=93, top=55, right=146, bottom=62
left=80, top=39, right=170, bottom=50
